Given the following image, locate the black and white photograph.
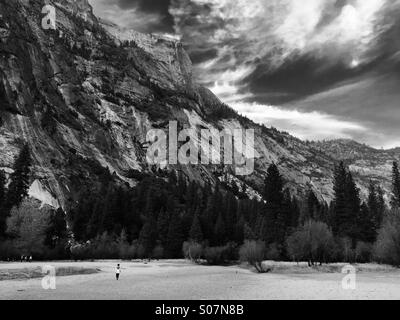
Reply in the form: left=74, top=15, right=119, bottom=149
left=1, top=0, right=400, bottom=304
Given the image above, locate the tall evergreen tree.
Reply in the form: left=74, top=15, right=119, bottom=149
left=332, top=162, right=349, bottom=236
left=375, top=185, right=386, bottom=227
left=0, top=170, right=5, bottom=207
left=99, top=185, right=119, bottom=234
left=244, top=223, right=257, bottom=241
left=264, top=164, right=284, bottom=206
left=391, top=161, right=400, bottom=209
left=5, top=144, right=32, bottom=211
left=157, top=209, right=170, bottom=246
left=214, top=212, right=226, bottom=245
left=357, top=202, right=376, bottom=243
left=45, top=208, right=68, bottom=249
left=306, top=189, right=321, bottom=221
left=165, top=212, right=184, bottom=258
left=189, top=214, right=203, bottom=243
left=71, top=191, right=94, bottom=242
left=332, top=162, right=361, bottom=243
left=263, top=164, right=289, bottom=246
left=234, top=212, right=246, bottom=243
left=224, top=192, right=238, bottom=238
left=0, top=170, right=7, bottom=237
left=345, top=171, right=361, bottom=237
left=138, top=217, right=158, bottom=257
left=289, top=196, right=300, bottom=228
left=367, top=182, right=378, bottom=216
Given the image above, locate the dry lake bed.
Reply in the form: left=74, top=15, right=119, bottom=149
left=0, top=260, right=399, bottom=300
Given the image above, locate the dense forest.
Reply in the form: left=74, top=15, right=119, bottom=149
left=1, top=144, right=400, bottom=268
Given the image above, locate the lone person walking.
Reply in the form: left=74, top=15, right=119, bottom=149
left=115, top=264, right=121, bottom=280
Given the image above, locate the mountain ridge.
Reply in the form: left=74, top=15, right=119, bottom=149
left=0, top=0, right=397, bottom=211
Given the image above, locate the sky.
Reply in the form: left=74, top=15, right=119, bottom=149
left=90, top=0, right=400, bottom=149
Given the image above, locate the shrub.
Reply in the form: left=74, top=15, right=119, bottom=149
left=204, top=243, right=237, bottom=265
left=71, top=233, right=138, bottom=261
left=136, top=244, right=146, bottom=259
left=204, top=246, right=226, bottom=265
left=91, top=233, right=119, bottom=259
left=70, top=243, right=92, bottom=261
left=355, top=241, right=373, bottom=263
left=338, top=237, right=355, bottom=263
left=118, top=239, right=137, bottom=260
left=286, top=220, right=335, bottom=266
left=266, top=243, right=282, bottom=261
left=6, top=199, right=52, bottom=259
left=373, top=209, right=400, bottom=266
left=239, top=241, right=269, bottom=273
left=183, top=241, right=203, bottom=263
left=152, top=244, right=164, bottom=260
left=0, top=240, right=18, bottom=261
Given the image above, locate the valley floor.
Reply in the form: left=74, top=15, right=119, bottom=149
left=0, top=260, right=399, bottom=300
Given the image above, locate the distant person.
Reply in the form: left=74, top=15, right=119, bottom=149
left=29, top=256, right=32, bottom=263
left=115, top=264, right=121, bottom=280
left=20, top=255, right=24, bottom=263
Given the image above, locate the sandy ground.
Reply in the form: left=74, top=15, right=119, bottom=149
left=0, top=260, right=400, bottom=300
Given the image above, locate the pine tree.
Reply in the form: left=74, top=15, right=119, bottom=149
left=306, top=189, right=321, bottom=221
left=224, top=192, right=238, bottom=237
left=332, top=162, right=361, bottom=243
left=264, top=164, right=284, bottom=206
left=0, top=170, right=5, bottom=207
left=214, top=212, right=226, bottom=245
left=289, top=196, right=300, bottom=228
left=375, top=185, right=386, bottom=227
left=332, top=162, right=349, bottom=236
left=99, top=185, right=119, bottom=234
left=71, top=193, right=94, bottom=242
left=234, top=214, right=245, bottom=243
left=138, top=217, right=158, bottom=257
left=189, top=214, right=203, bottom=243
left=0, top=170, right=7, bottom=237
left=157, top=209, right=170, bottom=246
left=244, top=223, right=257, bottom=240
left=165, top=212, right=184, bottom=258
left=345, top=171, right=361, bottom=242
left=86, top=193, right=105, bottom=239
left=263, top=164, right=288, bottom=245
left=5, top=144, right=32, bottom=211
left=391, top=161, right=400, bottom=209
left=357, top=202, right=376, bottom=243
left=367, top=182, right=378, bottom=231
left=45, top=208, right=68, bottom=249
left=168, top=170, right=177, bottom=186
left=177, top=171, right=187, bottom=200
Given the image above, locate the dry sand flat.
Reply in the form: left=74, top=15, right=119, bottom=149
left=0, top=260, right=400, bottom=300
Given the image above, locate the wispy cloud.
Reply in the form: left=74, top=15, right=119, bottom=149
left=230, top=102, right=367, bottom=141
left=171, top=0, right=395, bottom=86
left=90, top=0, right=171, bottom=33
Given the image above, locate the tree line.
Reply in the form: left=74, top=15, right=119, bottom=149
left=2, top=144, right=400, bottom=266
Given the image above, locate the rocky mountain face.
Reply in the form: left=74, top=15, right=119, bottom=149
left=311, top=139, right=400, bottom=200
left=0, top=0, right=396, bottom=211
